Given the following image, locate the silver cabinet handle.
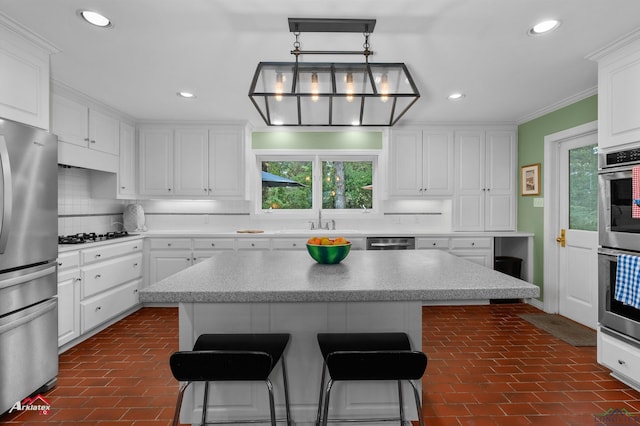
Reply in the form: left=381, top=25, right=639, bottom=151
left=133, top=263, right=138, bottom=267
left=90, top=140, right=96, bottom=144
left=167, top=243, right=172, bottom=247
left=211, top=243, right=215, bottom=247
left=121, top=186, right=126, bottom=189
left=168, top=188, right=172, bottom=191
left=292, top=243, right=297, bottom=247
left=133, top=246, right=138, bottom=250
left=618, top=359, right=626, bottom=365
left=95, top=254, right=101, bottom=258
left=58, top=262, right=63, bottom=266
left=95, top=306, right=102, bottom=311
left=84, top=138, right=90, bottom=142
left=95, top=274, right=101, bottom=279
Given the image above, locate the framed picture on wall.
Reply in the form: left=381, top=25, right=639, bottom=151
left=521, top=163, right=540, bottom=196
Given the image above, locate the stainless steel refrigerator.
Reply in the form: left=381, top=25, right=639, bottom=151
left=0, top=118, right=58, bottom=414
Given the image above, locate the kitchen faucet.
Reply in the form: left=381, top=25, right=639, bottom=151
left=309, top=210, right=335, bottom=230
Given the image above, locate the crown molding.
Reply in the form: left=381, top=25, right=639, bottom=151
left=516, top=86, right=597, bottom=125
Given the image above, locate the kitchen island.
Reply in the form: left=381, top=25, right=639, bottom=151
left=140, top=249, right=539, bottom=425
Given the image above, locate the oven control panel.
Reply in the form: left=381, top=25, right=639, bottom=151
left=604, top=147, right=640, bottom=167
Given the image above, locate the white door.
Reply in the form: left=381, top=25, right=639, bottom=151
left=557, top=133, right=598, bottom=328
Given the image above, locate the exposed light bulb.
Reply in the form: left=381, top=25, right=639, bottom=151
left=380, top=73, right=389, bottom=103
left=275, top=73, right=284, bottom=102
left=345, top=73, right=354, bottom=103
left=311, top=73, right=319, bottom=102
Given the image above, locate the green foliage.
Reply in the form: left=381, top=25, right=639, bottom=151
left=261, top=160, right=373, bottom=210
left=569, top=144, right=597, bottom=231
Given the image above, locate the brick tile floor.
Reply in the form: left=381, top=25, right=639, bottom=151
left=1, top=304, right=639, bottom=425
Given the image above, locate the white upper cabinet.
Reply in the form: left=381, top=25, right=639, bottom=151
left=118, top=122, right=137, bottom=197
left=453, top=129, right=516, bottom=231
left=139, top=127, right=174, bottom=195
left=52, top=95, right=119, bottom=156
left=389, top=128, right=453, bottom=197
left=591, top=34, right=640, bottom=149
left=174, top=128, right=209, bottom=196
left=139, top=125, right=245, bottom=199
left=208, top=128, right=245, bottom=198
left=0, top=15, right=55, bottom=130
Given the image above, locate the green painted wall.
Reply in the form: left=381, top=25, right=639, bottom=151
left=517, top=95, right=598, bottom=300
left=252, top=131, right=383, bottom=150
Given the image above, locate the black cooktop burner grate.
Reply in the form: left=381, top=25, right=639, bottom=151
left=58, top=231, right=131, bottom=245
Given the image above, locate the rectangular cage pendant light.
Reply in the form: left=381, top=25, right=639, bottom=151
left=248, top=18, right=420, bottom=127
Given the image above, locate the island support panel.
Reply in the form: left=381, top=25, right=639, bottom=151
left=177, top=301, right=423, bottom=425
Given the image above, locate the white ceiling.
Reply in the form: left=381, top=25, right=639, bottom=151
left=2, top=0, right=640, bottom=126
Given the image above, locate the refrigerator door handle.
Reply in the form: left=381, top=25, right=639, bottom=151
left=0, top=136, right=12, bottom=254
left=0, top=265, right=56, bottom=291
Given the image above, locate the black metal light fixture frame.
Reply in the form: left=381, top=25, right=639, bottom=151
left=248, top=18, right=420, bottom=127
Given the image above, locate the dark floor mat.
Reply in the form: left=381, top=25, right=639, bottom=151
left=519, top=313, right=596, bottom=346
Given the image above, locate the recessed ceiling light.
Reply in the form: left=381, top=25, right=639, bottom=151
left=177, top=91, right=196, bottom=99
left=448, top=93, right=465, bottom=100
left=528, top=19, right=561, bottom=36
left=77, top=10, right=113, bottom=28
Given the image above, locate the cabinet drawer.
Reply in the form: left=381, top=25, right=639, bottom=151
left=81, top=279, right=140, bottom=333
left=149, top=238, right=191, bottom=250
left=236, top=239, right=271, bottom=250
left=81, top=239, right=143, bottom=264
left=81, top=253, right=143, bottom=299
left=450, top=237, right=492, bottom=249
left=416, top=238, right=449, bottom=250
left=271, top=238, right=307, bottom=250
left=193, top=238, right=235, bottom=250
left=57, top=251, right=80, bottom=271
left=600, top=331, right=640, bottom=381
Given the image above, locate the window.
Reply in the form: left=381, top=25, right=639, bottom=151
left=261, top=161, right=312, bottom=209
left=259, top=156, right=375, bottom=213
left=322, top=160, right=373, bottom=209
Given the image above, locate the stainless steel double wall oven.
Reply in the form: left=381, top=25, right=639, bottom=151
left=598, top=147, right=640, bottom=343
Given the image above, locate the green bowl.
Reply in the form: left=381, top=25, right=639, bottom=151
left=306, top=243, right=352, bottom=264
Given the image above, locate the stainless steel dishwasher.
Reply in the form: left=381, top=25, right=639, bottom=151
left=366, top=237, right=416, bottom=250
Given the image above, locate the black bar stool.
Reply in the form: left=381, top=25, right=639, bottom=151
left=316, top=332, right=427, bottom=426
left=169, top=333, right=292, bottom=426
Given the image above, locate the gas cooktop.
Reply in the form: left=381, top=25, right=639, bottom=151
left=58, top=231, right=135, bottom=245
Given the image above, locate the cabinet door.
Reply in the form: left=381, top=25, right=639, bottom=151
left=0, top=24, right=50, bottom=130
left=89, top=109, right=119, bottom=155
left=598, top=44, right=640, bottom=149
left=57, top=272, right=80, bottom=346
left=139, top=128, right=174, bottom=195
left=119, top=122, right=137, bottom=197
left=423, top=130, right=453, bottom=195
left=208, top=128, right=245, bottom=198
left=52, top=94, right=89, bottom=147
left=453, top=131, right=485, bottom=231
left=485, top=130, right=516, bottom=231
left=174, top=128, right=210, bottom=196
left=389, top=129, right=423, bottom=197
left=148, top=250, right=193, bottom=284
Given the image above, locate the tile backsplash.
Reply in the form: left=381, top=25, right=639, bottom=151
left=58, top=166, right=125, bottom=235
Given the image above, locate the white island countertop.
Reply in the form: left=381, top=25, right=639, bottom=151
left=139, top=249, right=539, bottom=303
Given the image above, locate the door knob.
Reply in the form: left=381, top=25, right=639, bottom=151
left=556, top=229, right=566, bottom=248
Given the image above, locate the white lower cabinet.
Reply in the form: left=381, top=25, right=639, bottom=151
left=81, top=280, right=140, bottom=333
left=58, top=238, right=144, bottom=349
left=57, top=251, right=81, bottom=347
left=598, top=328, right=640, bottom=390
left=149, top=249, right=193, bottom=284
left=449, top=237, right=494, bottom=267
